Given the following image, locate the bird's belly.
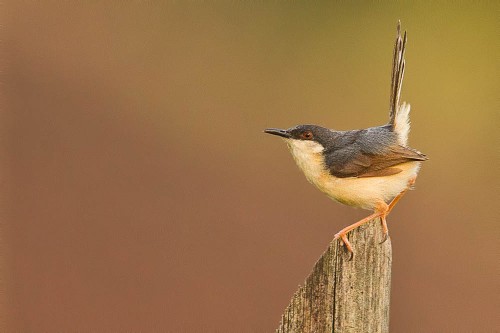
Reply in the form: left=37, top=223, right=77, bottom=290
left=286, top=139, right=421, bottom=210
left=316, top=162, right=421, bottom=210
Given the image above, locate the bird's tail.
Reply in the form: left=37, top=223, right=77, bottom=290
left=388, top=20, right=410, bottom=146
left=394, top=102, right=410, bottom=146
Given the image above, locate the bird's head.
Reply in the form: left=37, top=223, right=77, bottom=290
left=264, top=125, right=333, bottom=154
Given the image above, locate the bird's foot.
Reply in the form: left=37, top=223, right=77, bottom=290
left=334, top=232, right=354, bottom=261
left=334, top=204, right=389, bottom=258
left=379, top=215, right=390, bottom=244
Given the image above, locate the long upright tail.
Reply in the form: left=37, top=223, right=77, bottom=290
left=388, top=21, right=410, bottom=146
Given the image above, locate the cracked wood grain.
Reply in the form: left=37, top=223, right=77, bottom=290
left=276, top=218, right=392, bottom=333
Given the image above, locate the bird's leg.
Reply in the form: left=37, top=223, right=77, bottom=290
left=334, top=202, right=388, bottom=260
left=380, top=177, right=417, bottom=243
left=379, top=212, right=390, bottom=244
left=387, top=177, right=416, bottom=214
left=335, top=177, right=418, bottom=257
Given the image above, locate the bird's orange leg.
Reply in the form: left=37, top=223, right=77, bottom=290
left=387, top=177, right=416, bottom=214
left=379, top=177, right=417, bottom=243
left=335, top=177, right=417, bottom=258
left=334, top=202, right=389, bottom=260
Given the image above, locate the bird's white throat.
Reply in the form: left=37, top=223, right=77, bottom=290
left=285, top=139, right=326, bottom=184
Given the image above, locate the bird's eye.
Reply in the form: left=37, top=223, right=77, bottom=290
left=301, top=131, right=313, bottom=140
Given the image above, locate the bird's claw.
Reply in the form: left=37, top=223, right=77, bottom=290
left=379, top=232, right=390, bottom=244
left=379, top=215, right=389, bottom=244
left=335, top=232, right=355, bottom=261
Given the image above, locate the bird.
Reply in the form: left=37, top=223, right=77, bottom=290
left=264, top=21, right=427, bottom=257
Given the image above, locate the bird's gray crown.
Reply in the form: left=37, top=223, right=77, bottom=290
left=287, top=124, right=336, bottom=146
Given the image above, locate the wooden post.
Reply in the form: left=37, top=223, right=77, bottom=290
left=276, top=218, right=392, bottom=333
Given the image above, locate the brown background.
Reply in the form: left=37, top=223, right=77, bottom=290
left=2, top=2, right=498, bottom=332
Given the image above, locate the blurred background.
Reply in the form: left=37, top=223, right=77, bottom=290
left=2, top=2, right=498, bottom=332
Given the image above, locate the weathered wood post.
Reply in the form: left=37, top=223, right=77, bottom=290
left=276, top=218, right=392, bottom=333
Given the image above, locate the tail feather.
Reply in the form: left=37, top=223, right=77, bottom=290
left=388, top=21, right=408, bottom=135
left=395, top=102, right=410, bottom=146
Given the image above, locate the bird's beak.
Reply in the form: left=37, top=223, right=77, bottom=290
left=264, top=128, right=291, bottom=138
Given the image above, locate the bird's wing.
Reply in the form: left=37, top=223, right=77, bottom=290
left=388, top=20, right=407, bottom=127
left=328, top=145, right=427, bottom=178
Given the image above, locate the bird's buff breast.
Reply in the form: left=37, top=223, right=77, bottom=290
left=285, top=139, right=420, bottom=210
